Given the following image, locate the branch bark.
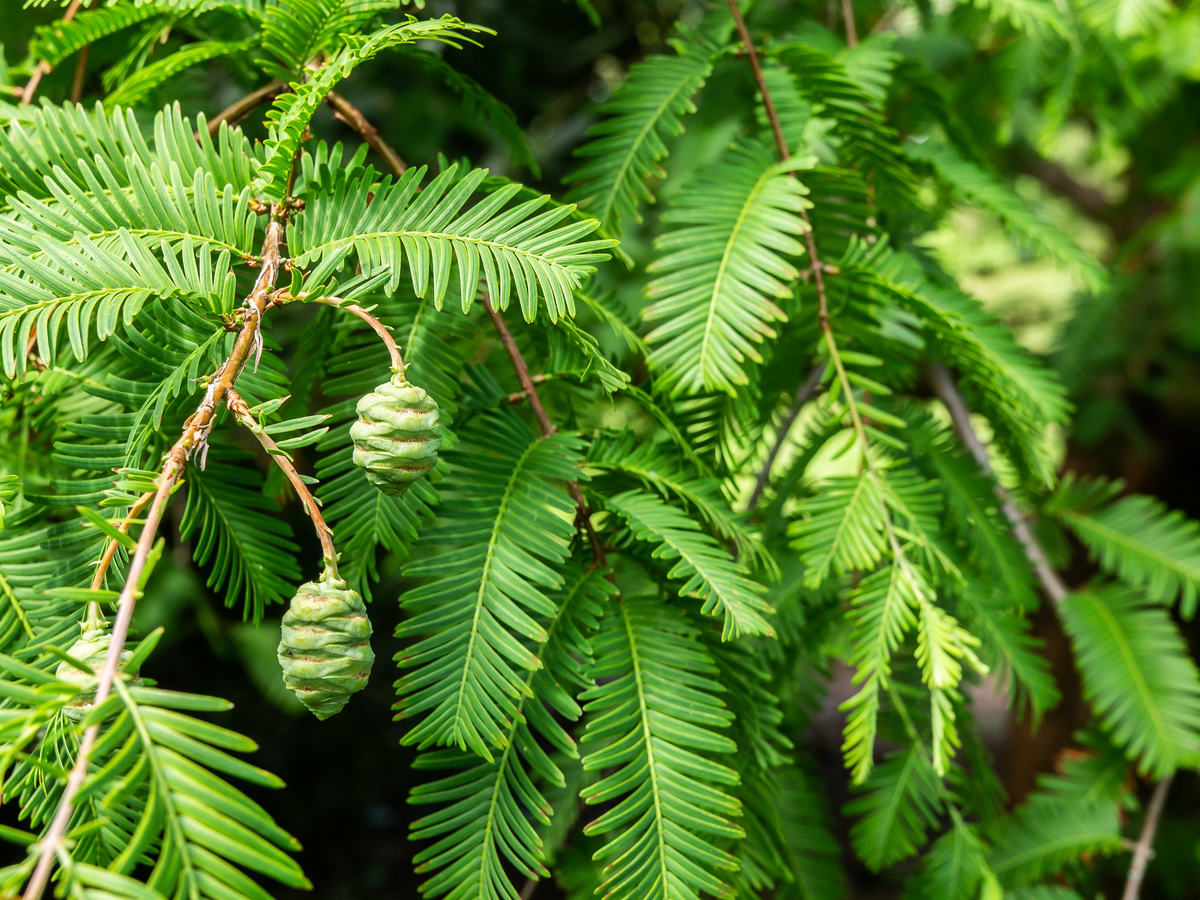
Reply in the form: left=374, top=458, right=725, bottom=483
left=1121, top=775, right=1173, bottom=900
left=747, top=362, right=825, bottom=512
left=22, top=215, right=287, bottom=900
left=928, top=362, right=1069, bottom=605
left=327, top=90, right=408, bottom=176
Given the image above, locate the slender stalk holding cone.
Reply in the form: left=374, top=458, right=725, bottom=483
left=227, top=388, right=339, bottom=575
left=305, top=295, right=406, bottom=375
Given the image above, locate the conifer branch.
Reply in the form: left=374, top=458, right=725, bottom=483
left=207, top=80, right=288, bottom=137
left=1122, top=774, right=1173, bottom=900
left=228, top=388, right=338, bottom=574
left=747, top=361, right=824, bottom=512
left=929, top=361, right=1069, bottom=604
left=23, top=214, right=288, bottom=900
left=327, top=90, right=408, bottom=175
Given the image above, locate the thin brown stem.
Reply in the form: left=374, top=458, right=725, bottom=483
left=23, top=215, right=288, bottom=900
left=21, top=0, right=85, bottom=104
left=483, top=295, right=555, bottom=436
left=482, top=293, right=608, bottom=568
left=747, top=362, right=825, bottom=511
left=227, top=388, right=338, bottom=574
left=207, top=80, right=288, bottom=137
left=841, top=0, right=859, bottom=47
left=928, top=362, right=1069, bottom=605
left=1121, top=774, right=1173, bottom=900
left=327, top=90, right=408, bottom=176
left=307, top=295, right=405, bottom=375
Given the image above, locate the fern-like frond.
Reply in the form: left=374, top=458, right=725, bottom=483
left=256, top=16, right=491, bottom=201
left=845, top=745, right=942, bottom=872
left=901, top=816, right=992, bottom=900
left=565, top=31, right=717, bottom=236
left=1049, top=475, right=1200, bottom=618
left=30, top=4, right=165, bottom=68
left=289, top=164, right=613, bottom=322
left=586, top=430, right=772, bottom=573
left=408, top=566, right=610, bottom=899
left=0, top=230, right=219, bottom=378
left=106, top=39, right=257, bottom=108
left=643, top=141, right=810, bottom=396
left=580, top=594, right=743, bottom=900
left=989, top=736, right=1125, bottom=886
left=906, top=142, right=1106, bottom=292
left=395, top=412, right=583, bottom=759
left=606, top=489, right=774, bottom=639
left=1060, top=583, right=1200, bottom=776
left=260, top=0, right=397, bottom=76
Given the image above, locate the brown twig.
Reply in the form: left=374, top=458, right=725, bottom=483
left=928, top=362, right=1069, bottom=605
left=482, top=293, right=608, bottom=568
left=207, top=80, right=288, bottom=137
left=305, top=295, right=405, bottom=375
left=23, top=215, right=288, bottom=900
left=841, top=0, right=859, bottom=47
left=327, top=90, right=408, bottom=176
left=21, top=0, right=85, bottom=104
left=227, top=388, right=338, bottom=574
left=1121, top=774, right=1173, bottom=900
left=747, top=362, right=825, bottom=511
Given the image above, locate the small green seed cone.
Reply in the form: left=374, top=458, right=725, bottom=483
left=278, top=573, right=374, bottom=720
left=56, top=627, right=136, bottom=721
left=349, top=374, right=441, bottom=497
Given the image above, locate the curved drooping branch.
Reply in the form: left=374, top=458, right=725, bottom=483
left=303, top=295, right=406, bottom=375
left=928, top=361, right=1069, bottom=605
left=22, top=215, right=287, bottom=900
left=227, top=387, right=339, bottom=575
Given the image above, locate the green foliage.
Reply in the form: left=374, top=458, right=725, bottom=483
left=1049, top=475, right=1200, bottom=618
left=579, top=595, right=742, bottom=900
left=1060, top=584, right=1200, bottom=776
left=565, top=30, right=718, bottom=236
left=643, top=141, right=810, bottom=396
left=2, top=1, right=1199, bottom=898
left=394, top=412, right=584, bottom=759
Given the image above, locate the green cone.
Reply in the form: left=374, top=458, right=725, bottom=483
left=56, top=627, right=135, bottom=721
left=278, top=573, right=374, bottom=719
left=349, top=374, right=441, bottom=497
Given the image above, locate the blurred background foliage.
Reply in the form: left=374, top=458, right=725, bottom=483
left=3, top=0, right=1199, bottom=896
